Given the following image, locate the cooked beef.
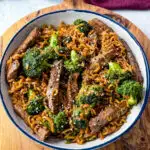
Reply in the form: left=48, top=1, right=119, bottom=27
left=66, top=73, right=79, bottom=109
left=7, top=60, right=20, bottom=81
left=88, top=18, right=112, bottom=38
left=14, top=104, right=50, bottom=140
left=88, top=30, right=98, bottom=50
left=89, top=101, right=128, bottom=133
left=15, top=27, right=41, bottom=55
left=46, top=60, right=63, bottom=113
left=90, top=48, right=119, bottom=66
left=14, top=104, right=28, bottom=124
left=121, top=39, right=143, bottom=83
left=6, top=27, right=41, bottom=81
left=34, top=125, right=50, bottom=141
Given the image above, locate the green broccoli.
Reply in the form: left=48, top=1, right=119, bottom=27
left=50, top=32, right=58, bottom=48
left=119, top=71, right=132, bottom=84
left=107, top=62, right=132, bottom=83
left=64, top=50, right=84, bottom=72
left=26, top=96, right=45, bottom=115
left=73, top=107, right=83, bottom=117
left=62, top=36, right=72, bottom=46
left=73, top=105, right=93, bottom=118
left=107, top=62, right=122, bottom=79
left=88, top=85, right=103, bottom=95
left=72, top=107, right=87, bottom=129
left=117, top=80, right=143, bottom=105
left=77, top=84, right=103, bottom=97
left=44, top=46, right=59, bottom=59
left=22, top=47, right=56, bottom=78
left=72, top=106, right=94, bottom=129
left=73, top=19, right=88, bottom=25
left=72, top=107, right=90, bottom=129
left=73, top=19, right=92, bottom=36
left=54, top=112, right=68, bottom=132
left=28, top=89, right=36, bottom=101
left=78, top=94, right=100, bottom=107
left=42, top=120, right=50, bottom=129
left=76, top=85, right=103, bottom=107
left=49, top=33, right=70, bottom=57
left=57, top=46, right=69, bottom=54
left=73, top=118, right=87, bottom=129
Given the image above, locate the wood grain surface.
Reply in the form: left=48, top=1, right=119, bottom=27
left=0, top=0, right=150, bottom=150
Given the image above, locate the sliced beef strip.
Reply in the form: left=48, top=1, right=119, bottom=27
left=15, top=27, right=41, bottom=55
left=90, top=48, right=119, bottom=66
left=88, top=30, right=98, bottom=47
left=66, top=73, right=79, bottom=109
left=89, top=101, right=128, bottom=133
left=14, top=104, right=29, bottom=124
left=6, top=27, right=41, bottom=81
left=7, top=60, right=20, bottom=81
left=88, top=18, right=112, bottom=38
left=14, top=104, right=50, bottom=140
left=34, top=125, right=50, bottom=141
left=46, top=60, right=63, bottom=113
left=121, top=39, right=143, bottom=83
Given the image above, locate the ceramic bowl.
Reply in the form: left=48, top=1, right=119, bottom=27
left=0, top=10, right=150, bottom=150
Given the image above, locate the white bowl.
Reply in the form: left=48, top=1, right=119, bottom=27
left=0, top=10, right=150, bottom=150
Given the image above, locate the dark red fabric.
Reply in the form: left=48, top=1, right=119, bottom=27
left=84, top=0, right=150, bottom=10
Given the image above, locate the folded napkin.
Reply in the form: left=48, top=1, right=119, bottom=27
left=84, top=0, right=150, bottom=10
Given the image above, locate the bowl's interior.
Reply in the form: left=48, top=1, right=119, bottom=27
left=0, top=10, right=148, bottom=150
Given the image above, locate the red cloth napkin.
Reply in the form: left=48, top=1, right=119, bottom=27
left=84, top=0, right=150, bottom=10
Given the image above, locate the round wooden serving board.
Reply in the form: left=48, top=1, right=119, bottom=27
left=0, top=0, right=150, bottom=150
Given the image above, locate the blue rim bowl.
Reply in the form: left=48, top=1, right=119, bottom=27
left=0, top=9, right=150, bottom=150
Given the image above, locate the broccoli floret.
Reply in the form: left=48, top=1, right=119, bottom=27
left=44, top=46, right=59, bottom=59
left=50, top=33, right=70, bottom=57
left=71, top=50, right=80, bottom=63
left=64, top=50, right=84, bottom=72
left=107, top=62, right=122, bottom=79
left=107, top=62, right=132, bottom=83
left=74, top=19, right=92, bottom=36
left=73, top=106, right=93, bottom=118
left=42, top=120, right=50, bottom=129
left=77, top=25, right=92, bottom=36
left=77, top=84, right=103, bottom=97
left=57, top=46, right=68, bottom=54
left=73, top=118, right=87, bottom=129
left=128, top=96, right=137, bottom=105
left=62, top=36, right=72, bottom=46
left=22, top=47, right=56, bottom=78
left=28, top=89, right=36, bottom=101
left=50, top=32, right=58, bottom=48
left=26, top=96, right=45, bottom=115
left=76, top=85, right=103, bottom=107
left=78, top=94, right=100, bottom=107
left=73, top=19, right=88, bottom=25
left=119, top=71, right=132, bottom=84
left=117, top=80, right=143, bottom=106
left=54, top=112, right=68, bottom=132
left=64, top=60, right=80, bottom=72
left=89, top=85, right=103, bottom=95
left=72, top=107, right=87, bottom=129
left=72, top=106, right=94, bottom=129
left=73, top=107, right=83, bottom=117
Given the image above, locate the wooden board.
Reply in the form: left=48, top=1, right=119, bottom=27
left=0, top=0, right=150, bottom=149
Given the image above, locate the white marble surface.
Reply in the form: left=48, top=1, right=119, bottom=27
left=0, top=0, right=150, bottom=39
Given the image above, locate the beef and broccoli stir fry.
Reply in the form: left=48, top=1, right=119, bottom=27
left=6, top=18, right=143, bottom=144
